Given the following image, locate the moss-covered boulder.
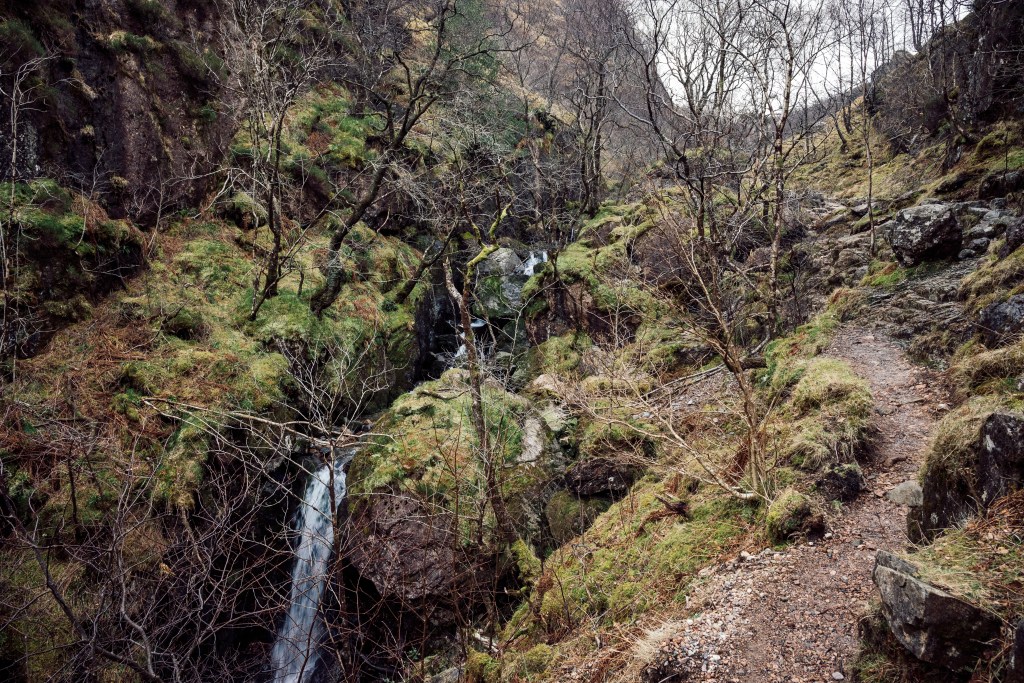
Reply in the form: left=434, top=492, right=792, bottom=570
left=766, top=488, right=823, bottom=542
left=910, top=400, right=1024, bottom=542
left=545, top=490, right=611, bottom=545
left=780, top=357, right=873, bottom=470
left=345, top=370, right=565, bottom=608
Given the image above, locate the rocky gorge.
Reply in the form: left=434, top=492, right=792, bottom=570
left=2, top=0, right=1024, bottom=682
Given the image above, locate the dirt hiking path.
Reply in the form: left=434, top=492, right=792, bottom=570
left=645, top=327, right=943, bottom=682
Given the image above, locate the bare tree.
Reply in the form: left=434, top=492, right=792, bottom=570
left=309, top=0, right=523, bottom=315
left=1, top=51, right=53, bottom=368
left=218, top=0, right=345, bottom=320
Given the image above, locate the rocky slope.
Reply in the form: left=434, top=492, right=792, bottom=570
left=3, top=1, right=1024, bottom=682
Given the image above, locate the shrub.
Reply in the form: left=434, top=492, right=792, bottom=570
left=106, top=31, right=159, bottom=53
left=126, top=0, right=168, bottom=24
left=0, top=19, right=44, bottom=58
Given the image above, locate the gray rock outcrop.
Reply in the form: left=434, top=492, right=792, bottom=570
left=911, top=412, right=1024, bottom=541
left=978, top=294, right=1024, bottom=347
left=873, top=551, right=1000, bottom=670
left=882, top=204, right=962, bottom=265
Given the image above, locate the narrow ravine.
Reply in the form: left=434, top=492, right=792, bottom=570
left=645, top=327, right=944, bottom=682
left=270, top=456, right=350, bottom=683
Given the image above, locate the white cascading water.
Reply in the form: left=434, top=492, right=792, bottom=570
left=521, top=251, right=548, bottom=276
left=270, top=458, right=347, bottom=683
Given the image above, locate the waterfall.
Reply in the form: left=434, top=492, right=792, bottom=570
left=270, top=457, right=349, bottom=683
left=521, top=251, right=548, bottom=276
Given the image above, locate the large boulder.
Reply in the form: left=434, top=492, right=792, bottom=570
left=766, top=488, right=824, bottom=542
left=999, top=217, right=1024, bottom=258
left=873, top=551, right=1000, bottom=670
left=911, top=410, right=1024, bottom=541
left=477, top=247, right=524, bottom=276
left=977, top=412, right=1024, bottom=506
left=883, top=204, right=962, bottom=266
left=345, top=370, right=566, bottom=613
left=978, top=295, right=1024, bottom=347
left=978, top=170, right=1024, bottom=200
left=347, top=493, right=463, bottom=603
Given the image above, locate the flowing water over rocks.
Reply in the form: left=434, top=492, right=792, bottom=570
left=270, top=456, right=350, bottom=683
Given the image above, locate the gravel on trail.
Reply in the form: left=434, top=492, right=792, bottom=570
left=641, top=328, right=943, bottom=683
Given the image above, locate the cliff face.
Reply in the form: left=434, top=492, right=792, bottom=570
left=0, top=0, right=233, bottom=222
left=871, top=0, right=1024, bottom=154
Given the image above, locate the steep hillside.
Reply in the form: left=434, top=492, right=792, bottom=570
left=3, top=1, right=1024, bottom=682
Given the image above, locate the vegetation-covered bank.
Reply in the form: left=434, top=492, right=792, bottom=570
left=3, top=0, right=1024, bottom=681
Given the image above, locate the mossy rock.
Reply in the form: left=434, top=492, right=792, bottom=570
left=791, top=358, right=872, bottom=415
left=766, top=488, right=823, bottom=542
left=545, top=490, right=611, bottom=545
left=465, top=650, right=500, bottom=683
left=779, top=357, right=873, bottom=470
left=220, top=191, right=267, bottom=229
left=518, top=643, right=554, bottom=677
left=161, top=307, right=206, bottom=340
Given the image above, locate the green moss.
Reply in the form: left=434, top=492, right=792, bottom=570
left=860, top=260, right=907, bottom=288
left=162, top=307, right=206, bottom=340
left=545, top=490, right=611, bottom=544
left=527, top=332, right=591, bottom=378
left=106, top=30, right=160, bottom=53
left=765, top=487, right=817, bottom=542
left=607, top=580, right=652, bottom=621
left=125, top=0, right=168, bottom=23
left=792, top=358, right=872, bottom=414
left=579, top=416, right=656, bottom=460
left=529, top=485, right=750, bottom=637
left=153, top=419, right=208, bottom=508
left=951, top=340, right=1024, bottom=395
left=348, top=369, right=550, bottom=542
left=778, top=358, right=872, bottom=470
left=519, top=643, right=554, bottom=677
left=764, top=309, right=842, bottom=391
left=911, top=517, right=1024, bottom=627
left=961, top=246, right=1024, bottom=314
left=510, top=538, right=542, bottom=585
left=465, top=650, right=501, bottom=683
left=0, top=19, right=44, bottom=57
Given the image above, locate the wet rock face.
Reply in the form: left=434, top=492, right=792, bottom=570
left=873, top=551, right=1000, bottom=671
left=882, top=204, right=962, bottom=266
left=2, top=1, right=233, bottom=222
left=978, top=295, right=1024, bottom=347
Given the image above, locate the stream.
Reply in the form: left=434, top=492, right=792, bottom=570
left=269, top=247, right=549, bottom=680
left=270, top=452, right=352, bottom=683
